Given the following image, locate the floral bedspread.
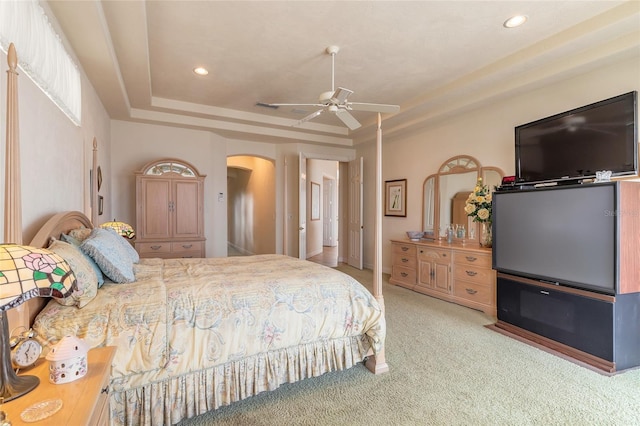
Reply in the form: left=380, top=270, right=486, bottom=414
left=33, top=255, right=385, bottom=424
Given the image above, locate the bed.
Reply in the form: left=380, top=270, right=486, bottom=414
left=3, top=42, right=388, bottom=425
left=21, top=211, right=385, bottom=424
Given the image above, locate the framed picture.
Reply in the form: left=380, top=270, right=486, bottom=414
left=311, top=182, right=320, bottom=220
left=97, top=166, right=103, bottom=192
left=385, top=179, right=407, bottom=217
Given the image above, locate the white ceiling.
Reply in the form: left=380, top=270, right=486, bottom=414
left=46, top=1, right=640, bottom=147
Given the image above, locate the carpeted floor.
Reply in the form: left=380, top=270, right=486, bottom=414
left=179, top=264, right=640, bottom=425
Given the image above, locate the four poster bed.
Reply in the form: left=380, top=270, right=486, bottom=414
left=3, top=43, right=388, bottom=425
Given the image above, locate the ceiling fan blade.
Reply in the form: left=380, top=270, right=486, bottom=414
left=267, top=103, right=324, bottom=107
left=335, top=109, right=361, bottom=130
left=349, top=102, right=400, bottom=114
left=331, top=87, right=354, bottom=104
left=295, top=109, right=324, bottom=126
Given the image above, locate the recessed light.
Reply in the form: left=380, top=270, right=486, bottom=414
left=193, top=67, right=209, bottom=76
left=504, top=15, right=527, bottom=28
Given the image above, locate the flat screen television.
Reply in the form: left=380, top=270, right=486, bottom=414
left=515, top=91, right=638, bottom=185
left=492, top=183, right=617, bottom=295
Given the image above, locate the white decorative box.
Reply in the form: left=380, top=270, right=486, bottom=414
left=45, top=335, right=89, bottom=384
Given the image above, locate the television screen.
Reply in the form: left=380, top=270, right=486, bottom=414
left=492, top=183, right=617, bottom=294
left=516, top=91, right=637, bottom=184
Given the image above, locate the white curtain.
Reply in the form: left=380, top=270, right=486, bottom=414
left=0, top=0, right=81, bottom=125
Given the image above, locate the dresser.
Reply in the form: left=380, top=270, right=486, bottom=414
left=390, top=239, right=496, bottom=316
left=134, top=159, right=206, bottom=259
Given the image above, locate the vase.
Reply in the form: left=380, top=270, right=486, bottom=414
left=480, top=222, right=492, bottom=248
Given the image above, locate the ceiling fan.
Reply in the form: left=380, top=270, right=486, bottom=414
left=266, top=46, right=400, bottom=130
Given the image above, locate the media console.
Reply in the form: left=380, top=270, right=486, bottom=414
left=495, top=273, right=640, bottom=373
left=492, top=181, right=640, bottom=373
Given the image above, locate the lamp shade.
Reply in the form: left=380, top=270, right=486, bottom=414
left=100, top=220, right=135, bottom=239
left=0, top=244, right=76, bottom=311
left=0, top=244, right=76, bottom=402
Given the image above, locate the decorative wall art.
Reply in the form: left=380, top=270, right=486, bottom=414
left=385, top=179, right=407, bottom=217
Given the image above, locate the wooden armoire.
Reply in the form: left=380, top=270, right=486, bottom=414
left=134, top=158, right=206, bottom=258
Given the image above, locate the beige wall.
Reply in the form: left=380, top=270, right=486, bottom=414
left=0, top=47, right=110, bottom=244
left=358, top=55, right=640, bottom=273
left=227, top=155, right=276, bottom=255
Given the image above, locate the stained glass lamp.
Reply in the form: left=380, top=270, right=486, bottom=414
left=0, top=244, right=76, bottom=402
left=100, top=220, right=135, bottom=239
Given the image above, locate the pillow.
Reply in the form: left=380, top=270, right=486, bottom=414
left=103, top=227, right=139, bottom=263
left=48, top=239, right=98, bottom=308
left=61, top=232, right=105, bottom=288
left=67, top=227, right=92, bottom=242
left=80, top=228, right=135, bottom=283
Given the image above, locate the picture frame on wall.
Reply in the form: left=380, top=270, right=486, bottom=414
left=385, top=179, right=407, bottom=217
left=311, top=181, right=320, bottom=220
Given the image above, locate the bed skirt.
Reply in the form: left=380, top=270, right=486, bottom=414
left=110, top=335, right=370, bottom=425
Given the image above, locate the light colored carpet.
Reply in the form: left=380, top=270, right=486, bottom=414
left=179, top=265, right=640, bottom=425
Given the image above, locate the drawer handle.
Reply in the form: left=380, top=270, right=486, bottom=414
left=101, top=386, right=109, bottom=394
left=442, top=254, right=446, bottom=257
left=401, top=258, right=409, bottom=263
left=465, top=256, right=477, bottom=262
left=465, top=270, right=477, bottom=277
left=182, top=244, right=193, bottom=249
left=151, top=245, right=162, bottom=250
left=466, top=288, right=478, bottom=295
left=401, top=247, right=409, bottom=252
left=183, top=256, right=194, bottom=258
left=400, top=272, right=408, bottom=277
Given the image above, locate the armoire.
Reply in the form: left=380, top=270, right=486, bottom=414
left=134, top=158, right=206, bottom=259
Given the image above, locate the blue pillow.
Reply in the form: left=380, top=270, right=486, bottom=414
left=62, top=232, right=105, bottom=288
left=103, top=227, right=139, bottom=263
left=80, top=228, right=135, bottom=283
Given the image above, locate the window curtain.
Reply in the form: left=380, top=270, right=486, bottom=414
left=0, top=0, right=81, bottom=125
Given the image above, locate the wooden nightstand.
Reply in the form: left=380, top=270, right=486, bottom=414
left=2, top=346, right=116, bottom=425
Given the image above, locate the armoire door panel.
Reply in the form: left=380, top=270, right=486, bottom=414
left=173, top=180, right=201, bottom=238
left=143, top=179, right=172, bottom=238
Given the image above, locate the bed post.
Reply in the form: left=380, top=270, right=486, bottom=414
left=4, top=43, right=30, bottom=330
left=366, top=113, right=389, bottom=374
left=4, top=43, right=21, bottom=246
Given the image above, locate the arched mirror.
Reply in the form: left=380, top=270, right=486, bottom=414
left=422, top=155, right=504, bottom=244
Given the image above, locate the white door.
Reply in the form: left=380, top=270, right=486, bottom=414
left=348, top=157, right=363, bottom=269
left=322, top=177, right=337, bottom=247
left=298, top=152, right=307, bottom=259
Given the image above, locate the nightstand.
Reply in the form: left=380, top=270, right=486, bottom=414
left=2, top=346, right=116, bottom=425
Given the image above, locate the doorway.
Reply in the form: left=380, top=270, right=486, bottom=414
left=305, top=159, right=339, bottom=267
left=227, top=156, right=276, bottom=256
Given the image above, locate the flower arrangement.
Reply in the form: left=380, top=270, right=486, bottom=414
left=464, top=178, right=492, bottom=223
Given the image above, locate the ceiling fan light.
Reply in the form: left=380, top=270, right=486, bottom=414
left=504, top=15, right=527, bottom=28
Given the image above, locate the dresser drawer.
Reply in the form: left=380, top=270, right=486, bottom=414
left=392, top=265, right=416, bottom=285
left=418, top=247, right=451, bottom=264
left=393, top=242, right=416, bottom=257
left=455, top=251, right=492, bottom=268
left=392, top=251, right=416, bottom=269
left=89, top=363, right=112, bottom=426
left=171, top=241, right=203, bottom=253
left=454, top=280, right=493, bottom=305
left=136, top=242, right=171, bottom=255
left=454, top=265, right=494, bottom=285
